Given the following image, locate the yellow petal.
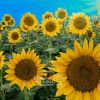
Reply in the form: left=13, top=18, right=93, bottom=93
left=57, top=81, right=68, bottom=90
left=93, top=88, right=100, bottom=100
left=48, top=67, right=66, bottom=73
left=97, top=83, right=100, bottom=92
left=90, top=92, right=95, bottom=100
left=92, top=44, right=100, bottom=58
left=49, top=73, right=67, bottom=82
left=83, top=38, right=89, bottom=56
left=74, top=40, right=82, bottom=57
left=66, top=89, right=76, bottom=100
left=63, top=83, right=73, bottom=95
left=67, top=49, right=76, bottom=60
left=74, top=91, right=83, bottom=100
left=83, top=92, right=90, bottom=100
left=5, top=69, right=15, bottom=74
left=56, top=89, right=63, bottom=97
left=88, top=39, right=93, bottom=56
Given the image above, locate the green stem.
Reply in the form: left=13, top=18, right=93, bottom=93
left=79, top=35, right=83, bottom=46
left=0, top=69, right=5, bottom=100
left=48, top=37, right=52, bottom=60
left=24, top=88, right=29, bottom=100
left=27, top=31, right=31, bottom=49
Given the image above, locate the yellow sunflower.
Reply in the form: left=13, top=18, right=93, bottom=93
left=4, top=49, right=46, bottom=90
left=42, top=18, right=61, bottom=37
left=34, top=24, right=42, bottom=31
left=1, top=21, right=7, bottom=26
left=8, top=28, right=21, bottom=44
left=65, top=26, right=71, bottom=33
left=42, top=12, right=53, bottom=20
left=87, top=30, right=96, bottom=38
left=20, top=13, right=38, bottom=30
left=55, top=8, right=68, bottom=23
left=3, top=14, right=12, bottom=24
left=9, top=18, right=15, bottom=26
left=68, top=13, right=91, bottom=35
left=49, top=38, right=100, bottom=100
left=0, top=25, right=6, bottom=31
left=20, top=24, right=29, bottom=33
left=0, top=51, right=5, bottom=69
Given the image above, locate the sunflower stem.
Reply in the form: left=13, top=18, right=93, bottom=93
left=79, top=35, right=83, bottom=46
left=24, top=88, right=29, bottom=100
left=48, top=36, right=52, bottom=60
left=0, top=69, right=5, bottom=100
left=27, top=31, right=31, bottom=49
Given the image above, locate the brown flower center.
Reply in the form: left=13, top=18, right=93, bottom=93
left=2, top=22, right=5, bottom=25
left=74, top=17, right=86, bottom=29
left=15, top=59, right=37, bottom=80
left=45, top=22, right=56, bottom=32
left=87, top=30, right=93, bottom=38
left=11, top=32, right=19, bottom=40
left=44, top=14, right=52, bottom=19
left=94, top=20, right=99, bottom=25
left=5, top=16, right=11, bottom=21
left=24, top=16, right=34, bottom=26
left=58, top=10, right=66, bottom=19
left=67, top=56, right=100, bottom=92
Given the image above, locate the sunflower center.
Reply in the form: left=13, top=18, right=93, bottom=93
left=5, top=16, right=11, bottom=21
left=45, top=22, right=56, bottom=32
left=15, top=59, right=37, bottom=80
left=67, top=56, right=100, bottom=92
left=74, top=17, right=86, bottom=29
left=24, top=16, right=34, bottom=26
left=87, top=30, right=92, bottom=38
left=11, top=32, right=19, bottom=40
left=2, top=22, right=5, bottom=25
left=44, top=14, right=52, bottom=19
left=58, top=11, right=66, bottom=19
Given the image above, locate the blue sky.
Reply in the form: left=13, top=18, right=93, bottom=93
left=0, top=0, right=99, bottom=25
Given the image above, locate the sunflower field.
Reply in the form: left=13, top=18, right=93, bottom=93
left=0, top=7, right=100, bottom=100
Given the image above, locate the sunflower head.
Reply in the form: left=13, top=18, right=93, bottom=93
left=9, top=18, right=15, bottom=26
left=5, top=49, right=46, bottom=90
left=49, top=38, right=100, bottom=99
left=1, top=25, right=6, bottom=31
left=8, top=28, right=21, bottom=44
left=68, top=13, right=91, bottom=35
left=56, top=8, right=68, bottom=22
left=87, top=30, right=96, bottom=38
left=0, top=51, right=5, bottom=69
left=42, top=18, right=61, bottom=37
left=20, top=13, right=38, bottom=30
left=3, top=14, right=12, bottom=23
left=42, top=12, right=53, bottom=20
left=20, top=24, right=29, bottom=33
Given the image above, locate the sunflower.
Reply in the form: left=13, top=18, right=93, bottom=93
left=65, top=26, right=71, bottom=33
left=0, top=25, right=6, bottom=31
left=42, top=18, right=61, bottom=37
left=8, top=28, right=21, bottom=44
left=34, top=24, right=42, bottom=31
left=55, top=8, right=68, bottom=23
left=3, top=14, right=12, bottom=24
left=1, top=21, right=7, bottom=26
left=9, top=18, right=15, bottom=26
left=20, top=13, right=38, bottom=30
left=20, top=24, right=29, bottom=33
left=87, top=30, right=96, bottom=38
left=42, top=12, right=53, bottom=20
left=68, top=13, right=91, bottom=35
left=49, top=38, right=100, bottom=100
left=0, top=51, right=5, bottom=69
left=4, top=49, right=46, bottom=90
